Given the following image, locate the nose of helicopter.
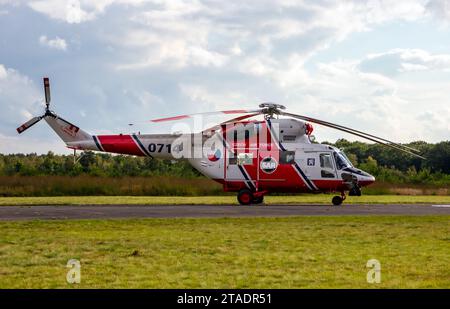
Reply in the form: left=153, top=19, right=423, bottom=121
left=341, top=168, right=376, bottom=187
left=356, top=171, right=376, bottom=187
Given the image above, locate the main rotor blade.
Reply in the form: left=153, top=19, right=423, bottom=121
left=16, top=116, right=43, bottom=134
left=149, top=109, right=262, bottom=123
left=280, top=112, right=425, bottom=159
left=281, top=112, right=420, bottom=153
left=203, top=112, right=262, bottom=134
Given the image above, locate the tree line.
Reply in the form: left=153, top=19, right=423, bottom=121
left=0, top=140, right=449, bottom=185
left=329, top=139, right=449, bottom=185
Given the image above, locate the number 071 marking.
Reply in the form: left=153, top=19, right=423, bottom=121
left=148, top=143, right=171, bottom=153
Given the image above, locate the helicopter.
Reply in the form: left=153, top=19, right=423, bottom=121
left=17, top=78, right=425, bottom=205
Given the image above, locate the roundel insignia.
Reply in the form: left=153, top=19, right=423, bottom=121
left=207, top=149, right=221, bottom=162
left=260, top=156, right=278, bottom=174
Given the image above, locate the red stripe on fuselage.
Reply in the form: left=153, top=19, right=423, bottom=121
left=97, top=135, right=145, bottom=156
left=312, top=179, right=346, bottom=192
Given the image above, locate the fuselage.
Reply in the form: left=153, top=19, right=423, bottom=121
left=63, top=117, right=375, bottom=194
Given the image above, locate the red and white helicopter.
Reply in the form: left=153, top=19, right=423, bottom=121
left=17, top=78, right=424, bottom=205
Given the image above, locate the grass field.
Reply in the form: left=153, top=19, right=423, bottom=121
left=0, top=195, right=449, bottom=206
left=1, top=176, right=448, bottom=197
left=0, top=216, right=448, bottom=288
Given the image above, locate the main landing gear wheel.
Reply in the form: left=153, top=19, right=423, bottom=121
left=237, top=189, right=253, bottom=205
left=332, top=195, right=343, bottom=206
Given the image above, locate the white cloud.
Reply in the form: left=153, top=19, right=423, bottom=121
left=109, top=1, right=448, bottom=84
left=113, top=2, right=228, bottom=69
left=426, top=0, right=450, bottom=24
left=116, top=43, right=228, bottom=70
left=0, top=64, right=7, bottom=79
left=27, top=0, right=151, bottom=23
left=180, top=83, right=246, bottom=107
left=360, top=49, right=450, bottom=75
left=279, top=57, right=450, bottom=143
left=0, top=133, right=70, bottom=154
left=0, top=65, right=43, bottom=128
left=122, top=88, right=165, bottom=109
left=29, top=0, right=92, bottom=24
left=26, top=0, right=435, bottom=75
left=39, top=35, right=67, bottom=51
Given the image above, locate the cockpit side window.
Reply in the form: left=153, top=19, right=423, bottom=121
left=319, top=153, right=335, bottom=178
left=320, top=153, right=333, bottom=169
left=334, top=151, right=352, bottom=170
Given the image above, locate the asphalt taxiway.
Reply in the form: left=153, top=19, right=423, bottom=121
left=0, top=204, right=449, bottom=220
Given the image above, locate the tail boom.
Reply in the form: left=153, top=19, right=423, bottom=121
left=91, top=134, right=178, bottom=158
left=44, top=114, right=178, bottom=158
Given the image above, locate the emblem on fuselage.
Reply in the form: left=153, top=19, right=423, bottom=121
left=260, top=156, right=278, bottom=174
left=207, top=149, right=221, bottom=162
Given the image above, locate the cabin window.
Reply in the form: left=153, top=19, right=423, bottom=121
left=321, top=170, right=335, bottom=178
left=333, top=151, right=353, bottom=170
left=279, top=150, right=295, bottom=164
left=237, top=153, right=253, bottom=165
left=320, top=153, right=335, bottom=178
left=320, top=153, right=333, bottom=169
left=228, top=150, right=237, bottom=165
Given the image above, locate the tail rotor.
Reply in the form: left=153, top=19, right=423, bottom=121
left=16, top=77, right=53, bottom=134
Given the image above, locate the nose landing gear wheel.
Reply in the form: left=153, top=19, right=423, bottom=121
left=332, top=195, right=343, bottom=206
left=237, top=189, right=253, bottom=205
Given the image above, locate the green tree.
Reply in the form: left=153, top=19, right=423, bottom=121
left=424, top=141, right=450, bottom=173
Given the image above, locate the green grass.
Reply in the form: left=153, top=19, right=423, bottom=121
left=1, top=175, right=448, bottom=197
left=0, top=216, right=448, bottom=288
left=0, top=195, right=449, bottom=206
left=0, top=175, right=224, bottom=197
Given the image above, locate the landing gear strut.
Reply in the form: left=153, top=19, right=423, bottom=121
left=349, top=186, right=362, bottom=196
left=332, top=192, right=346, bottom=206
left=253, top=196, right=264, bottom=204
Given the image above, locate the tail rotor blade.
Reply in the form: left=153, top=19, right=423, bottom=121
left=16, top=116, right=43, bottom=134
left=43, top=77, right=51, bottom=108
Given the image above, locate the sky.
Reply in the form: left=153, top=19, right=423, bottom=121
left=0, top=0, right=449, bottom=154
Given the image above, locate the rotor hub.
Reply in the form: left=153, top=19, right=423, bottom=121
left=259, top=102, right=286, bottom=118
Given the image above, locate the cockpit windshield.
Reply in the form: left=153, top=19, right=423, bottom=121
left=334, top=151, right=353, bottom=170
